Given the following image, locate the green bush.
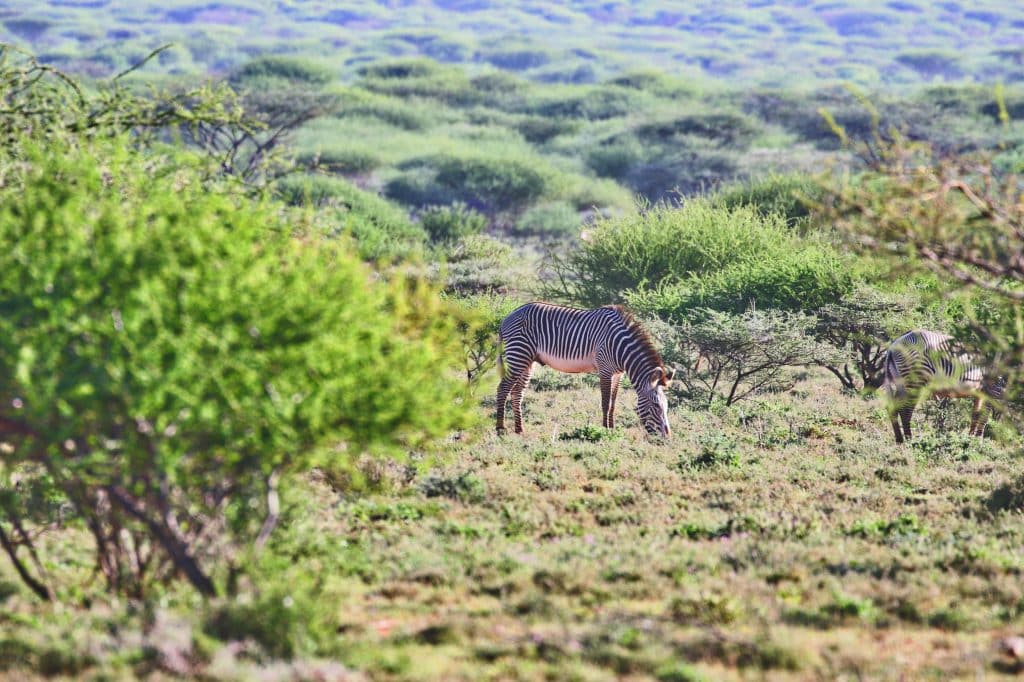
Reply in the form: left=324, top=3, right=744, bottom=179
left=0, top=137, right=471, bottom=598
left=447, top=292, right=521, bottom=386
left=624, top=144, right=740, bottom=200
left=527, top=85, right=639, bottom=120
left=274, top=174, right=426, bottom=260
left=628, top=245, right=853, bottom=317
left=512, top=201, right=579, bottom=238
left=419, top=202, right=488, bottom=244
left=296, top=147, right=381, bottom=175
left=634, top=112, right=760, bottom=147
left=230, top=55, right=335, bottom=86
left=480, top=47, right=553, bottom=71
left=586, top=136, right=645, bottom=181
left=396, top=155, right=553, bottom=215
left=439, top=234, right=535, bottom=296
left=554, top=200, right=851, bottom=311
left=710, top=174, right=820, bottom=228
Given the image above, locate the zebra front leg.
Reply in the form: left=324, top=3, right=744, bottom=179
left=509, top=366, right=534, bottom=434
left=897, top=406, right=913, bottom=443
left=607, top=373, right=622, bottom=428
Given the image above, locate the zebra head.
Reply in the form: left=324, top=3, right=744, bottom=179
left=637, top=366, right=674, bottom=438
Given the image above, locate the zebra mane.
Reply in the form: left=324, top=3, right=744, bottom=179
left=604, top=305, right=665, bottom=370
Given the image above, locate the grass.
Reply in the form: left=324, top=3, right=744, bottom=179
left=1, top=368, right=1022, bottom=679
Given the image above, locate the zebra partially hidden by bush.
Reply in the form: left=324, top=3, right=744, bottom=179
left=496, top=302, right=674, bottom=437
left=883, top=330, right=1006, bottom=444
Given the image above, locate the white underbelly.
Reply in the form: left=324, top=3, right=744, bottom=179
left=536, top=350, right=597, bottom=374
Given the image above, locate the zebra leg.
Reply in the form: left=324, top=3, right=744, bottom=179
left=898, top=407, right=913, bottom=442
left=509, top=365, right=534, bottom=434
left=600, top=376, right=612, bottom=428
left=496, top=376, right=514, bottom=435
left=891, top=413, right=904, bottom=444
left=607, top=373, right=622, bottom=428
left=969, top=396, right=989, bottom=437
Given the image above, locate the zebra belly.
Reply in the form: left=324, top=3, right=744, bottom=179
left=535, top=350, right=598, bottom=374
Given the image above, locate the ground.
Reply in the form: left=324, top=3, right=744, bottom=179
left=1, top=368, right=1022, bottom=680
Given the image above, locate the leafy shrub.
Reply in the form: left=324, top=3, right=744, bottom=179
left=514, top=116, right=580, bottom=144
left=385, top=166, right=462, bottom=209
left=333, top=89, right=437, bottom=130
left=527, top=85, right=639, bottom=120
left=296, top=147, right=381, bottom=175
left=274, top=174, right=426, bottom=260
left=554, top=200, right=852, bottom=311
left=624, top=144, right=740, bottom=200
left=608, top=70, right=696, bottom=98
left=559, top=425, right=622, bottom=442
left=668, top=593, right=742, bottom=625
left=986, top=474, right=1024, bottom=514
left=438, top=236, right=530, bottom=295
left=586, top=136, right=645, bottom=181
left=357, top=59, right=481, bottom=106
left=229, top=55, right=334, bottom=86
left=204, top=590, right=305, bottom=659
left=691, top=433, right=741, bottom=468
left=0, top=137, right=471, bottom=598
left=480, top=48, right=553, bottom=71
left=435, top=156, right=551, bottom=213
left=628, top=247, right=853, bottom=317
left=634, top=112, right=760, bottom=147
left=710, top=174, right=820, bottom=227
left=419, top=472, right=488, bottom=504
left=511, top=201, right=579, bottom=238
left=419, top=202, right=488, bottom=244
left=357, top=58, right=445, bottom=80
left=895, top=51, right=963, bottom=80
left=811, top=284, right=928, bottom=389
left=447, top=292, right=521, bottom=386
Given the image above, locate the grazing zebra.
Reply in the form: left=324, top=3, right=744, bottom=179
left=883, top=330, right=1006, bottom=443
left=496, top=302, right=674, bottom=437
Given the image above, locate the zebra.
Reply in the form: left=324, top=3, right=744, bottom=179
left=882, top=329, right=1006, bottom=443
left=495, top=302, right=674, bottom=437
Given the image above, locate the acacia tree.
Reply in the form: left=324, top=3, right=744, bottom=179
left=662, top=309, right=837, bottom=407
left=811, top=284, right=929, bottom=390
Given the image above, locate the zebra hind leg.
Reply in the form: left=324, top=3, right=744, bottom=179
left=969, top=396, right=989, bottom=437
left=509, top=365, right=534, bottom=434
left=496, top=376, right=515, bottom=435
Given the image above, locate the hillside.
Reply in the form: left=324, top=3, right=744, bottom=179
left=3, top=0, right=1024, bottom=87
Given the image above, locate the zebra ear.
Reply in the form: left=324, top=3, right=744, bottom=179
left=664, top=367, right=676, bottom=383
left=654, top=367, right=674, bottom=386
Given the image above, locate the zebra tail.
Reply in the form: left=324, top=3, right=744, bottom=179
left=496, top=335, right=506, bottom=379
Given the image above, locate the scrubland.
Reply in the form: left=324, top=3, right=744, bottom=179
left=1, top=1, right=1023, bottom=679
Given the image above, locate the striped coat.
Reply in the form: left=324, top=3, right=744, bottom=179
left=496, top=302, right=673, bottom=437
left=883, top=330, right=1005, bottom=443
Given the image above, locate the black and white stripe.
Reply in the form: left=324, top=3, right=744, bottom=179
left=883, top=329, right=1005, bottom=443
left=496, top=302, right=673, bottom=437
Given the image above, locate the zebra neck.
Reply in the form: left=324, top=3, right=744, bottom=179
left=621, top=355, right=659, bottom=386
